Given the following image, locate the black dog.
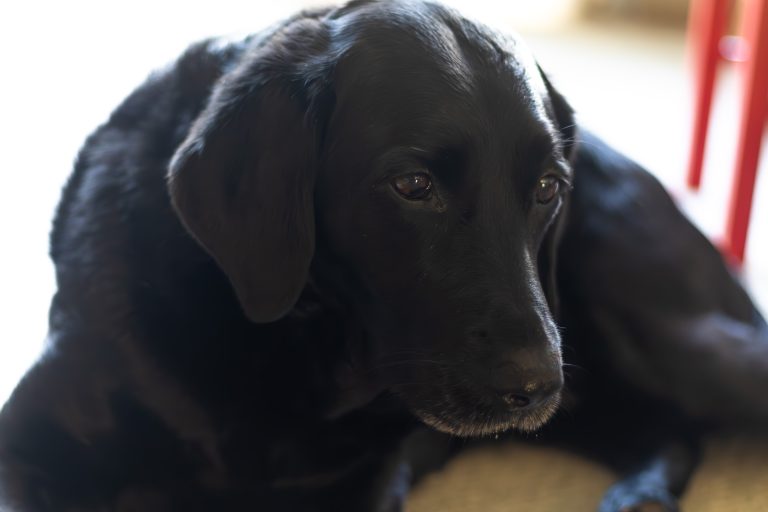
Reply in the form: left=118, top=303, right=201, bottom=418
left=1, top=1, right=767, bottom=510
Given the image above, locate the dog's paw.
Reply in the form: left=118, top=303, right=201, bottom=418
left=598, top=480, right=679, bottom=512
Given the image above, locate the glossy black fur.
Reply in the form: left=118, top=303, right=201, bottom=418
left=1, top=1, right=767, bottom=511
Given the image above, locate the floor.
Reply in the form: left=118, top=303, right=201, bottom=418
left=0, top=4, right=766, bottom=508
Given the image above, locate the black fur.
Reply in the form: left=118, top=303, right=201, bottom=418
left=1, top=1, right=766, bottom=511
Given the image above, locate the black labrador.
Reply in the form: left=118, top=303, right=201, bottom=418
left=1, top=1, right=767, bottom=510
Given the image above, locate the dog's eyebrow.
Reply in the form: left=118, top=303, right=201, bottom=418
left=376, top=143, right=465, bottom=168
left=539, top=152, right=573, bottom=178
left=518, top=134, right=573, bottom=183
left=524, top=133, right=560, bottom=164
left=550, top=159, right=573, bottom=179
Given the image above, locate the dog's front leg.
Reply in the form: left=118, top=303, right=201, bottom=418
left=596, top=439, right=699, bottom=512
left=373, top=461, right=412, bottom=512
left=540, top=385, right=702, bottom=512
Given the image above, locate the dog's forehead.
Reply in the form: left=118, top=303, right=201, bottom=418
left=331, top=3, right=472, bottom=88
left=333, top=3, right=540, bottom=81
left=327, top=1, right=555, bottom=147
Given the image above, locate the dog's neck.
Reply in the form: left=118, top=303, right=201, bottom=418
left=286, top=274, right=390, bottom=420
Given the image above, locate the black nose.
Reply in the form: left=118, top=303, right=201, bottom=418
left=491, top=363, right=563, bottom=410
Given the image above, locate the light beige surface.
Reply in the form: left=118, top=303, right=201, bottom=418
left=407, top=436, right=768, bottom=511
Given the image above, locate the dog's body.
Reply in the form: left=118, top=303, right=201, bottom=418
left=1, top=2, right=767, bottom=511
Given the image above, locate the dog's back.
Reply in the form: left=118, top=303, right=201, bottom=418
left=559, top=132, right=768, bottom=426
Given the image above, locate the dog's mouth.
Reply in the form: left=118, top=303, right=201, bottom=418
left=407, top=391, right=562, bottom=438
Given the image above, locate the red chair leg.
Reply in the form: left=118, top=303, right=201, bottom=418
left=724, top=0, right=768, bottom=264
left=686, top=0, right=731, bottom=189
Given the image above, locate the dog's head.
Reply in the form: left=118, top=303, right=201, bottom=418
left=168, top=0, right=575, bottom=436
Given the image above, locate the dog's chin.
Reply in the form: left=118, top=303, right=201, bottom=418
left=410, top=392, right=562, bottom=438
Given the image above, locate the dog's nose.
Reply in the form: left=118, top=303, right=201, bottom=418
left=491, top=363, right=563, bottom=410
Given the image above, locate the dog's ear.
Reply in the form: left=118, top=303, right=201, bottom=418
left=168, top=25, right=329, bottom=323
left=536, top=66, right=576, bottom=317
left=537, top=64, right=576, bottom=161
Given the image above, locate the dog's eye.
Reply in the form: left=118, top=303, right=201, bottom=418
left=535, top=175, right=562, bottom=205
left=392, top=173, right=433, bottom=200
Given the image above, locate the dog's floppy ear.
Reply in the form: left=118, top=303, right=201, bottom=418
left=537, top=64, right=576, bottom=161
left=168, top=25, right=329, bottom=323
left=536, top=66, right=576, bottom=317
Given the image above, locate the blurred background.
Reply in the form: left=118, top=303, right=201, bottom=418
left=0, top=0, right=765, bottom=408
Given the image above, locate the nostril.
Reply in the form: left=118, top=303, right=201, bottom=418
left=500, top=393, right=531, bottom=408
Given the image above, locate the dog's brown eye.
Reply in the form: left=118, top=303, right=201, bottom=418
left=535, top=175, right=561, bottom=204
left=393, top=173, right=433, bottom=200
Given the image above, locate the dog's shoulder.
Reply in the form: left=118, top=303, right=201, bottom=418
left=563, top=129, right=757, bottom=319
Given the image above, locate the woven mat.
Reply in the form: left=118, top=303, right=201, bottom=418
left=407, top=436, right=768, bottom=511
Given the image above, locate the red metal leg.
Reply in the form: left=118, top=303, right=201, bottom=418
left=686, top=0, right=731, bottom=189
left=724, top=0, right=768, bottom=263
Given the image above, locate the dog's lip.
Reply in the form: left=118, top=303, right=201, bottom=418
left=410, top=391, right=562, bottom=438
